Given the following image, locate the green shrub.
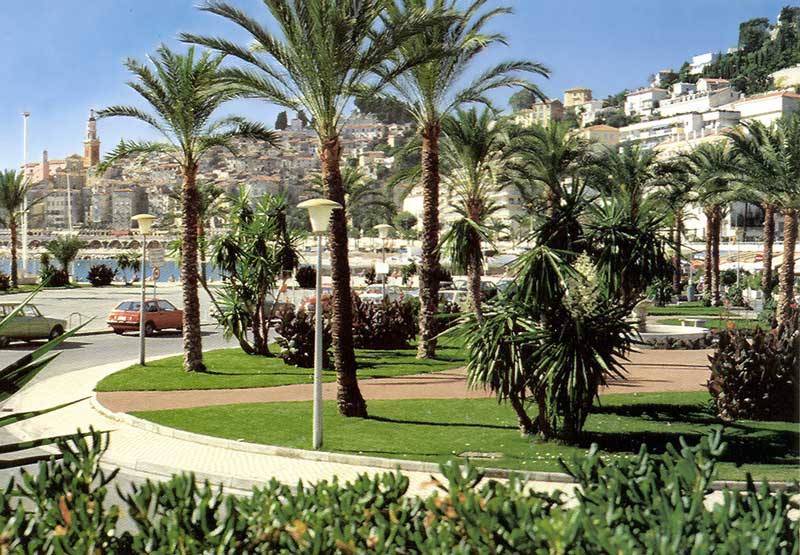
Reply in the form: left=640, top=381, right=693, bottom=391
left=41, top=268, right=69, bottom=287
left=646, top=277, right=673, bottom=306
left=721, top=268, right=737, bottom=286
left=0, top=273, right=10, bottom=291
left=5, top=430, right=797, bottom=553
left=725, top=284, right=747, bottom=307
left=759, top=295, right=778, bottom=328
left=351, top=296, right=417, bottom=349
left=708, top=309, right=799, bottom=421
left=401, top=260, right=417, bottom=285
left=294, top=265, right=316, bottom=288
left=86, top=264, right=116, bottom=287
left=364, top=266, right=376, bottom=285
left=273, top=305, right=331, bottom=369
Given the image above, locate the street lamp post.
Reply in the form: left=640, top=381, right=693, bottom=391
left=374, top=224, right=393, bottom=299
left=132, top=214, right=156, bottom=366
left=21, top=112, right=30, bottom=278
left=297, top=198, right=342, bottom=450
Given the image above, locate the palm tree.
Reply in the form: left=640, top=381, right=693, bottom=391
left=183, top=0, right=447, bottom=416
left=598, top=144, right=659, bottom=223
left=169, top=182, right=227, bottom=284
left=507, top=121, right=594, bottom=219
left=653, top=159, right=695, bottom=295
left=45, top=236, right=85, bottom=282
left=726, top=115, right=800, bottom=323
left=383, top=0, right=549, bottom=359
left=308, top=167, right=394, bottom=234
left=439, top=107, right=510, bottom=324
left=0, top=170, right=33, bottom=288
left=682, top=142, right=737, bottom=307
left=97, top=45, right=278, bottom=373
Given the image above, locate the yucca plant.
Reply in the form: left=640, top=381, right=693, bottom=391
left=0, top=288, right=88, bottom=468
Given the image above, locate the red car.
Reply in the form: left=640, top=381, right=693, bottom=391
left=107, top=299, right=183, bottom=336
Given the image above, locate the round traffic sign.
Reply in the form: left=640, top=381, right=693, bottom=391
left=152, top=267, right=161, bottom=281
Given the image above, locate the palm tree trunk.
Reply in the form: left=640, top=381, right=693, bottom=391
left=778, top=209, right=798, bottom=324
left=467, top=256, right=484, bottom=326
left=198, top=221, right=207, bottom=284
left=180, top=163, right=205, bottom=373
left=320, top=136, right=366, bottom=418
left=712, top=205, right=722, bottom=306
left=508, top=394, right=535, bottom=436
left=417, top=122, right=441, bottom=360
left=762, top=203, right=775, bottom=298
left=672, top=213, right=682, bottom=294
left=704, top=208, right=713, bottom=304
left=9, top=218, right=18, bottom=289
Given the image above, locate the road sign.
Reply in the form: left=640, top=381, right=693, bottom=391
left=151, top=267, right=161, bottom=281
left=375, top=262, right=390, bottom=275
left=148, top=247, right=165, bottom=267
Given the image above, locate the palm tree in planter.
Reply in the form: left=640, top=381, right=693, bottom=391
left=681, top=142, right=737, bottom=307
left=183, top=0, right=449, bottom=415
left=438, top=107, right=512, bottom=325
left=383, top=0, right=549, bottom=359
left=97, top=45, right=277, bottom=373
left=726, top=115, right=800, bottom=323
left=45, top=236, right=85, bottom=283
left=0, top=170, right=34, bottom=288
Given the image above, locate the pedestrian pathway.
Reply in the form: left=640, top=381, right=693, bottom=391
left=97, top=348, right=712, bottom=413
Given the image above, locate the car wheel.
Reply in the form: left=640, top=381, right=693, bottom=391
left=144, top=322, right=156, bottom=336
left=0, top=336, right=9, bottom=348
left=48, top=326, right=64, bottom=341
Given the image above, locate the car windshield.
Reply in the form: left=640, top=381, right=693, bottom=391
left=115, top=301, right=140, bottom=311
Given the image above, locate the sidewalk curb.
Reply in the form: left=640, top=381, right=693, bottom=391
left=89, top=394, right=793, bottom=492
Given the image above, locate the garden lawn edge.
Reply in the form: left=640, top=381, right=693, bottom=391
left=90, top=394, right=796, bottom=492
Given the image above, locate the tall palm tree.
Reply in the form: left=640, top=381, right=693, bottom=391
left=598, top=144, right=659, bottom=223
left=97, top=45, right=277, bottom=373
left=383, top=0, right=548, bottom=359
left=507, top=121, right=594, bottom=219
left=183, top=0, right=447, bottom=416
left=682, top=142, right=737, bottom=307
left=652, top=159, right=695, bottom=295
left=0, top=170, right=33, bottom=288
left=169, top=182, right=227, bottom=284
left=439, top=107, right=510, bottom=325
left=308, top=166, right=394, bottom=233
left=726, top=115, right=800, bottom=323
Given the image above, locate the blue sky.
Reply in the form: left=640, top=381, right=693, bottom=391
left=0, top=0, right=789, bottom=170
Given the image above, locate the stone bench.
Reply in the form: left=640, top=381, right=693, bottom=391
left=681, top=318, right=706, bottom=328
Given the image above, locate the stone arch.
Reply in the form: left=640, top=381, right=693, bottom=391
left=127, top=240, right=141, bottom=250
left=108, top=240, right=123, bottom=249
left=147, top=239, right=162, bottom=249
left=88, top=240, right=103, bottom=249
left=28, top=239, right=41, bottom=248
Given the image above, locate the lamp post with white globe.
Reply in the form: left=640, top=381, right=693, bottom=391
left=132, top=213, right=156, bottom=366
left=373, top=224, right=393, bottom=299
left=297, top=198, right=342, bottom=449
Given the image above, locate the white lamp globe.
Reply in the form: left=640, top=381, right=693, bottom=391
left=298, top=198, right=343, bottom=234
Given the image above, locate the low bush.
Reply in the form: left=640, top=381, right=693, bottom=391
left=363, top=267, right=376, bottom=285
left=708, top=309, right=799, bottom=421
left=646, top=277, right=673, bottom=307
left=86, top=264, right=116, bottom=287
left=4, top=430, right=797, bottom=553
left=294, top=265, right=316, bottom=288
left=273, top=305, right=331, bottom=369
left=401, top=260, right=417, bottom=285
left=41, top=268, right=69, bottom=287
left=0, top=273, right=10, bottom=291
left=725, top=284, right=747, bottom=307
left=352, top=296, right=417, bottom=349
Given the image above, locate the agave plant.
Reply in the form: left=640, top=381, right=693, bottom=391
left=0, top=288, right=88, bottom=467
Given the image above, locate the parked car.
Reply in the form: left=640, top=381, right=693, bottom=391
left=107, top=299, right=183, bottom=336
left=360, top=284, right=403, bottom=303
left=0, top=304, right=66, bottom=347
left=439, top=289, right=468, bottom=306
left=298, top=288, right=333, bottom=313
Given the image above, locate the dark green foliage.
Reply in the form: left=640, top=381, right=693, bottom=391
left=295, top=265, right=316, bottom=288
left=351, top=296, right=417, bottom=350
left=508, top=88, right=539, bottom=111
left=738, top=18, right=770, bottom=54
left=354, top=94, right=413, bottom=124
left=275, top=110, right=288, bottom=130
left=401, top=260, right=417, bottom=285
left=41, top=268, right=69, bottom=288
left=721, top=268, right=737, bottom=287
left=273, top=306, right=332, bottom=369
left=708, top=310, right=799, bottom=421
left=86, top=264, right=116, bottom=287
left=759, top=295, right=778, bottom=328
left=3, top=430, right=797, bottom=553
left=0, top=273, right=9, bottom=291
left=364, top=266, right=376, bottom=285
left=647, top=278, right=674, bottom=307
left=725, top=284, right=747, bottom=307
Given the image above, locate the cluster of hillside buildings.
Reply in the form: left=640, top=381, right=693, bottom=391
left=466, top=61, right=800, bottom=244
left=19, top=111, right=412, bottom=233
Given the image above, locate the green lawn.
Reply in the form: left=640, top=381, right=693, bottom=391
left=648, top=302, right=743, bottom=316
left=657, top=317, right=764, bottom=331
left=133, top=392, right=799, bottom=482
left=96, top=342, right=466, bottom=392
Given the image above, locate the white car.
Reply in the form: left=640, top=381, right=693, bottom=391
left=360, top=284, right=403, bottom=303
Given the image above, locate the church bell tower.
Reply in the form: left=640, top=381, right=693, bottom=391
left=83, top=109, right=101, bottom=168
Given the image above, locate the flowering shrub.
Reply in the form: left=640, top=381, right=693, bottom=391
left=273, top=305, right=332, bottom=369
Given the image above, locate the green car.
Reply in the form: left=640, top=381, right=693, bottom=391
left=0, top=303, right=67, bottom=347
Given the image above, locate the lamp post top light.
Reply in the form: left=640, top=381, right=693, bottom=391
left=298, top=198, right=342, bottom=234
left=132, top=213, right=156, bottom=235
left=373, top=224, right=393, bottom=239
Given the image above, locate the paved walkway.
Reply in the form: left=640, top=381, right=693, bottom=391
left=97, top=349, right=712, bottom=412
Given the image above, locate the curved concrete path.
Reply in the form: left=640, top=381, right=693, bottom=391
left=97, top=348, right=713, bottom=412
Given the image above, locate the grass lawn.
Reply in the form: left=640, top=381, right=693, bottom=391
left=657, top=317, right=764, bottom=331
left=132, top=391, right=799, bottom=482
left=648, top=302, right=745, bottom=316
left=95, top=341, right=466, bottom=392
